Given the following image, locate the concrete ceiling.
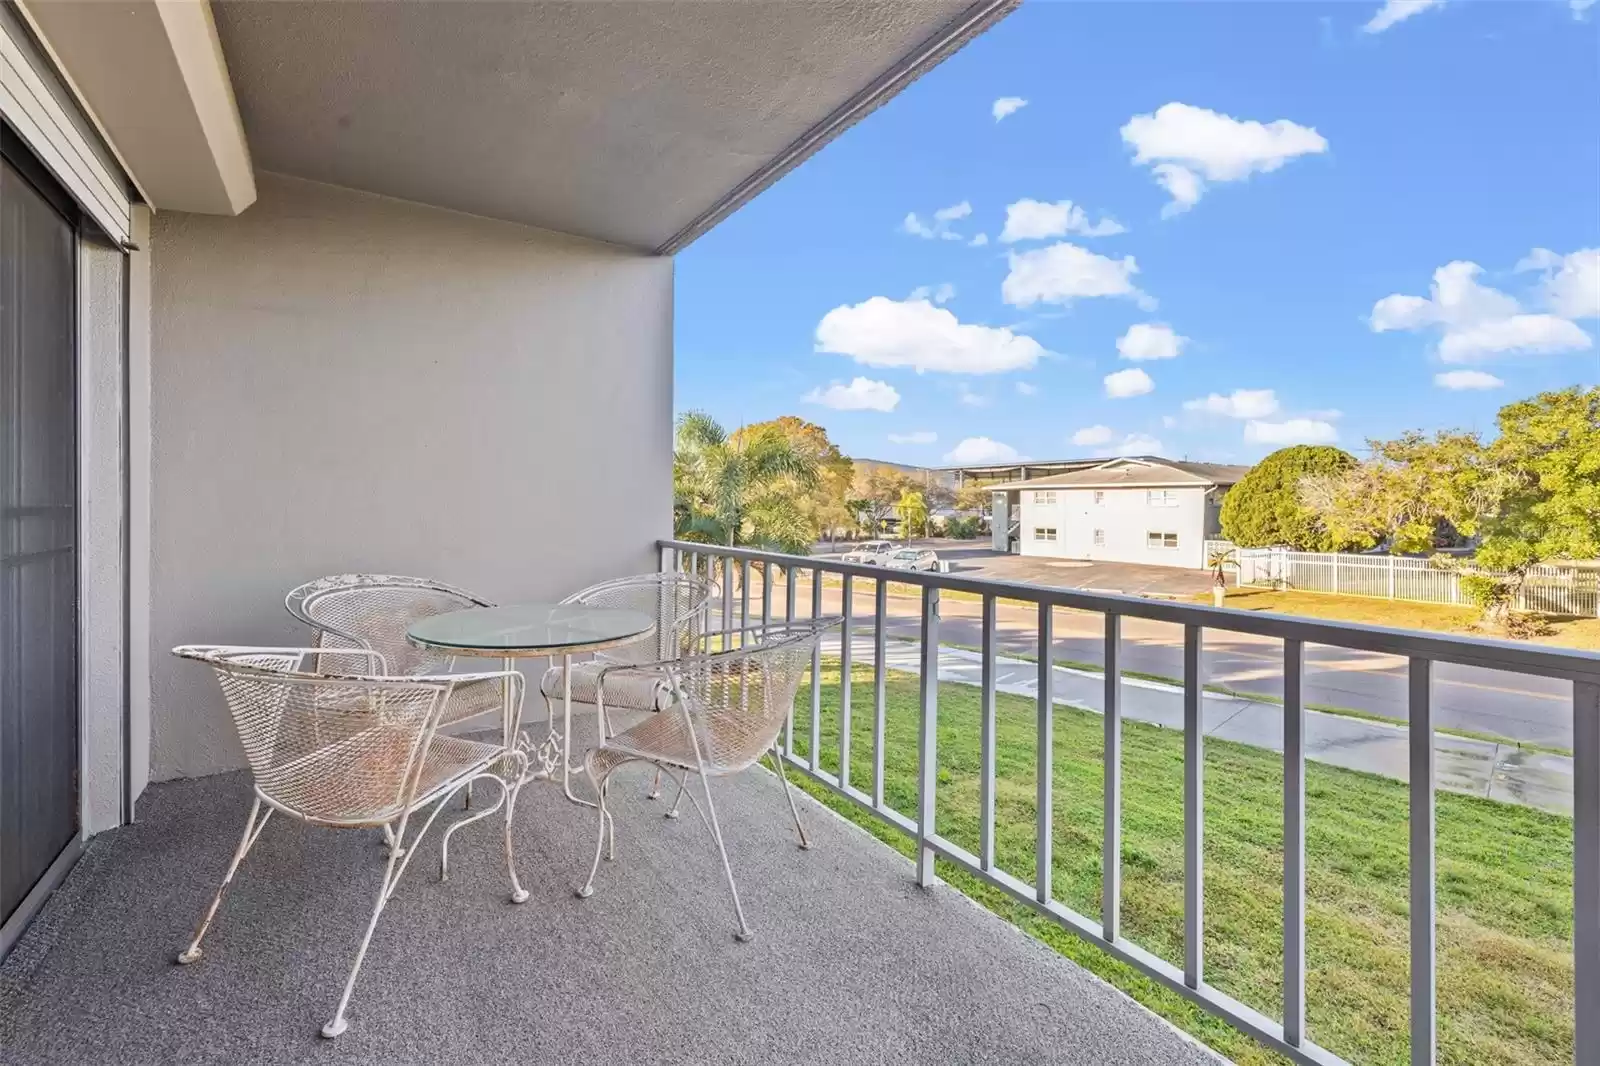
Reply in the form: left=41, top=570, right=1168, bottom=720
left=210, top=1, right=1012, bottom=253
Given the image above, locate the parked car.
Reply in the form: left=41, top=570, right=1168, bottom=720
left=841, top=540, right=895, bottom=565
left=884, top=548, right=940, bottom=572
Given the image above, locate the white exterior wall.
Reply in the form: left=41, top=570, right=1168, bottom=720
left=1018, top=486, right=1212, bottom=570
left=147, top=173, right=674, bottom=781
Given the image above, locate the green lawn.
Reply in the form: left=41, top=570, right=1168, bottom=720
left=781, top=661, right=1573, bottom=1066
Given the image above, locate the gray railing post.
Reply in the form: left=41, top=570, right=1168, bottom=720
left=1283, top=638, right=1306, bottom=1048
left=1103, top=612, right=1121, bottom=943
left=916, top=586, right=940, bottom=887
left=1409, top=658, right=1435, bottom=1066
left=1575, top=679, right=1599, bottom=1065
left=784, top=564, right=797, bottom=752
left=810, top=568, right=823, bottom=769
left=979, top=594, right=997, bottom=871
left=873, top=578, right=888, bottom=808
left=1183, top=623, right=1204, bottom=988
left=1037, top=603, right=1054, bottom=903
left=839, top=573, right=854, bottom=788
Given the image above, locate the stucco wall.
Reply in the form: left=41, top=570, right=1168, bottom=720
left=1019, top=487, right=1209, bottom=570
left=147, top=173, right=674, bottom=780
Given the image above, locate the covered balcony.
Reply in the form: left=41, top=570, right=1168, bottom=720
left=0, top=3, right=1593, bottom=1066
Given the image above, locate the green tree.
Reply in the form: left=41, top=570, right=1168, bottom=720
left=673, top=411, right=819, bottom=552
left=895, top=489, right=929, bottom=539
left=853, top=462, right=917, bottom=535
left=1299, top=430, right=1496, bottom=553
left=1219, top=445, right=1366, bottom=550
left=1465, top=387, right=1600, bottom=624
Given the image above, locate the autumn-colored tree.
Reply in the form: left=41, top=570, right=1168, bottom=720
left=733, top=416, right=855, bottom=547
left=852, top=462, right=917, bottom=535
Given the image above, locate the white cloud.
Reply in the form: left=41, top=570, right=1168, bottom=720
left=1104, top=367, right=1154, bottom=398
left=1362, top=0, right=1446, bottom=34
left=1015, top=381, right=1038, bottom=396
left=902, top=201, right=972, bottom=241
left=1000, top=199, right=1126, bottom=242
left=1575, top=0, right=1598, bottom=18
left=802, top=377, right=900, bottom=412
left=1182, top=388, right=1280, bottom=419
left=888, top=430, right=937, bottom=445
left=1111, top=433, right=1164, bottom=457
left=1518, top=247, right=1600, bottom=320
left=1244, top=419, right=1339, bottom=445
left=1161, top=414, right=1179, bottom=429
left=816, top=296, right=1047, bottom=375
left=1369, top=259, right=1593, bottom=362
left=969, top=233, right=990, bottom=247
left=944, top=437, right=1024, bottom=465
left=1002, top=242, right=1153, bottom=309
left=1434, top=370, right=1504, bottom=391
left=908, top=282, right=957, bottom=305
left=1121, top=102, right=1328, bottom=215
left=1116, top=322, right=1187, bottom=361
left=1071, top=425, right=1114, bottom=446
left=957, top=383, right=992, bottom=408
left=992, top=96, right=1029, bottom=122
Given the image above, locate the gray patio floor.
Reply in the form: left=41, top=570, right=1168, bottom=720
left=2, top=748, right=1220, bottom=1065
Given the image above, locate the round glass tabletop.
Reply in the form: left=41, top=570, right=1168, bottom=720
left=407, top=603, right=655, bottom=657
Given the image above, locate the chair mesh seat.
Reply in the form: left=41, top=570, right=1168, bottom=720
left=262, top=725, right=502, bottom=826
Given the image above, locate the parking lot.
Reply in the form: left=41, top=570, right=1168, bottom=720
left=820, top=540, right=1215, bottom=598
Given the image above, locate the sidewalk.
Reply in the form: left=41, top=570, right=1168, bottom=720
left=820, top=637, right=1572, bottom=815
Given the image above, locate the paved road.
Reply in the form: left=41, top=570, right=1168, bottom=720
left=732, top=569, right=1573, bottom=748
left=818, top=637, right=1570, bottom=813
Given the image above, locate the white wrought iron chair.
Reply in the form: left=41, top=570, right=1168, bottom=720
left=170, top=645, right=530, bottom=1040
left=539, top=572, right=717, bottom=801
left=574, top=618, right=840, bottom=942
left=285, top=573, right=504, bottom=727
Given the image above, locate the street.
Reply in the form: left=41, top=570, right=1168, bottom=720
left=722, top=555, right=1574, bottom=749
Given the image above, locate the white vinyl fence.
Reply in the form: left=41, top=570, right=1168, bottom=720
left=1205, top=542, right=1600, bottom=618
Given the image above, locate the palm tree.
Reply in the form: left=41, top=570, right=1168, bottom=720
left=673, top=411, right=819, bottom=552
left=1206, top=546, right=1237, bottom=606
left=895, top=489, right=928, bottom=540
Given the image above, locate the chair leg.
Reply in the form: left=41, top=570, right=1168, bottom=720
left=575, top=770, right=611, bottom=899
left=664, top=769, right=690, bottom=819
left=321, top=846, right=402, bottom=1039
left=176, top=798, right=272, bottom=965
left=769, top=746, right=812, bottom=850
left=647, top=766, right=663, bottom=799
left=696, top=772, right=753, bottom=942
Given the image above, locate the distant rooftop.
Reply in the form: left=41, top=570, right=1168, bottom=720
left=991, top=457, right=1252, bottom=490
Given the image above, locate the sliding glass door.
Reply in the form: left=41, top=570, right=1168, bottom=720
left=0, top=130, right=79, bottom=931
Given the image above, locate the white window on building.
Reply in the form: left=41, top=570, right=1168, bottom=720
left=1034, top=527, right=1058, bottom=542
left=1147, top=489, right=1179, bottom=507
left=1146, top=531, right=1179, bottom=550
left=1093, top=490, right=1105, bottom=505
left=1033, top=490, right=1056, bottom=504
left=1093, top=528, right=1105, bottom=546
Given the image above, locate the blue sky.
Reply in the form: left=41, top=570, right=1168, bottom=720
left=675, top=0, right=1600, bottom=468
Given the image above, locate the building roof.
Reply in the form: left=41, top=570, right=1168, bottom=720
left=992, top=458, right=1251, bottom=491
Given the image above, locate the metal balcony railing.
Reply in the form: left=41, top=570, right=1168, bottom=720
left=657, top=539, right=1600, bottom=1066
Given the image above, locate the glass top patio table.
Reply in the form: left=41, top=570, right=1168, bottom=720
left=407, top=603, right=655, bottom=658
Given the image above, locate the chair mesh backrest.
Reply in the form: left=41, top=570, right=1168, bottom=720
left=197, top=649, right=446, bottom=824
left=679, top=619, right=837, bottom=773
left=566, top=573, right=717, bottom=664
left=286, top=575, right=491, bottom=677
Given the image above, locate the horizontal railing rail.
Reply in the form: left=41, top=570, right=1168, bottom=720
left=658, top=539, right=1597, bottom=1066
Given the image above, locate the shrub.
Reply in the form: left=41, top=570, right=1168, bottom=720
left=943, top=515, right=982, bottom=539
